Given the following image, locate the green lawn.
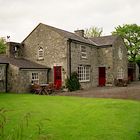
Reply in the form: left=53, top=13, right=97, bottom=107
left=0, top=94, right=140, bottom=140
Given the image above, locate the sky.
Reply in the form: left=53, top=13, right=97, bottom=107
left=0, top=0, right=140, bottom=42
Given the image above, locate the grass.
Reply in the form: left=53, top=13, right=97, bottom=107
left=0, top=93, right=140, bottom=140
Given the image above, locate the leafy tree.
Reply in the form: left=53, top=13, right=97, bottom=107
left=112, top=24, right=140, bottom=62
left=0, top=38, right=7, bottom=54
left=84, top=26, right=103, bottom=37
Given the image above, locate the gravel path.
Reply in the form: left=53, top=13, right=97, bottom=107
left=58, top=81, right=140, bottom=100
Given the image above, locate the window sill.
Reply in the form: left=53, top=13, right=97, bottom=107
left=79, top=80, right=90, bottom=83
left=81, top=57, right=88, bottom=60
left=37, top=58, right=44, bottom=61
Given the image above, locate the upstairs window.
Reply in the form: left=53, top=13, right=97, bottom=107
left=31, top=72, right=39, bottom=84
left=118, top=47, right=123, bottom=60
left=78, top=65, right=90, bottom=82
left=81, top=46, right=87, bottom=58
left=38, top=47, right=44, bottom=60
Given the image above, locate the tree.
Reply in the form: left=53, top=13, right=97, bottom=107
left=84, top=26, right=103, bottom=37
left=112, top=24, right=140, bottom=62
left=0, top=38, right=7, bottom=54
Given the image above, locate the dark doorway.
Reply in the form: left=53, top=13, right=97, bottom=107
left=99, top=67, right=106, bottom=86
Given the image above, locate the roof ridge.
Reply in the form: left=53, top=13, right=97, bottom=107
left=39, top=23, right=97, bottom=46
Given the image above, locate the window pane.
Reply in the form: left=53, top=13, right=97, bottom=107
left=81, top=46, right=87, bottom=58
left=31, top=72, right=39, bottom=83
left=38, top=48, right=44, bottom=59
left=78, top=65, right=90, bottom=82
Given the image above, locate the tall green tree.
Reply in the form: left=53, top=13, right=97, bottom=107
left=0, top=38, right=7, bottom=54
left=84, top=26, right=103, bottom=37
left=112, top=24, right=140, bottom=62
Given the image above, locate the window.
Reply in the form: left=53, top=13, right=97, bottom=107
left=81, top=46, right=87, bottom=58
left=31, top=72, right=39, bottom=84
left=78, top=65, right=90, bottom=82
left=118, top=47, right=123, bottom=60
left=117, top=68, right=124, bottom=79
left=38, top=47, right=44, bottom=60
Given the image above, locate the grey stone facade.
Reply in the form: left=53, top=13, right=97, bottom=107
left=96, top=37, right=128, bottom=86
left=7, top=64, right=48, bottom=93
left=0, top=64, right=7, bottom=92
left=112, top=36, right=128, bottom=81
left=0, top=55, right=49, bottom=93
left=70, top=41, right=98, bottom=88
left=0, top=23, right=129, bottom=93
left=22, top=24, right=68, bottom=86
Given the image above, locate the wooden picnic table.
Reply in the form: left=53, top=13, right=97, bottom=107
left=31, top=83, right=55, bottom=95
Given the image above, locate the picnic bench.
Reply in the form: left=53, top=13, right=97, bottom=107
left=31, top=83, right=56, bottom=95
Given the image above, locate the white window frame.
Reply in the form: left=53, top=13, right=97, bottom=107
left=31, top=72, right=39, bottom=84
left=38, top=47, right=44, bottom=60
left=81, top=46, right=87, bottom=59
left=117, top=68, right=124, bottom=79
left=78, top=65, right=90, bottom=82
left=118, top=47, right=123, bottom=60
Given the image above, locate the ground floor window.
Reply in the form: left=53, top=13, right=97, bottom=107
left=31, top=72, right=39, bottom=84
left=78, top=65, right=90, bottom=82
left=117, top=68, right=124, bottom=79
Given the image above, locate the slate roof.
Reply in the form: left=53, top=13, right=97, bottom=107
left=90, top=35, right=119, bottom=46
left=22, top=23, right=97, bottom=46
left=0, top=56, right=49, bottom=69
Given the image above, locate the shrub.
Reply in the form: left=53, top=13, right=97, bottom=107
left=66, top=72, right=81, bottom=91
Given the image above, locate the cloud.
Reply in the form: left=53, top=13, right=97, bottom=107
left=0, top=0, right=140, bottom=42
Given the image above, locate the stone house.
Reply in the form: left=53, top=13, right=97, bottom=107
left=0, top=42, right=50, bottom=93
left=90, top=35, right=128, bottom=86
left=0, top=23, right=128, bottom=93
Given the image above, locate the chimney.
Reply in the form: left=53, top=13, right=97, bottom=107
left=74, top=30, right=84, bottom=37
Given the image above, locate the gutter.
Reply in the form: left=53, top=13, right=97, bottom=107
left=19, top=67, right=51, bottom=70
left=67, top=39, right=72, bottom=77
left=70, top=39, right=98, bottom=48
left=5, top=64, right=9, bottom=92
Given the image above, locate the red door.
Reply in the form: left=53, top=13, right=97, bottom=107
left=54, top=66, right=62, bottom=89
left=99, top=67, right=106, bottom=86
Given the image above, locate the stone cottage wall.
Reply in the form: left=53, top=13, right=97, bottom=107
left=8, top=65, right=48, bottom=93
left=18, top=69, right=48, bottom=93
left=135, top=63, right=139, bottom=80
left=0, top=64, right=7, bottom=92
left=7, top=64, right=20, bottom=93
left=113, top=37, right=128, bottom=81
left=97, top=47, right=114, bottom=85
left=22, top=24, right=68, bottom=86
left=70, top=41, right=98, bottom=89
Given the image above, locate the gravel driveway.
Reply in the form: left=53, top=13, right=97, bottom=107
left=58, top=81, right=140, bottom=100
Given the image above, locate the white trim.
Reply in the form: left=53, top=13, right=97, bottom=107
left=81, top=46, right=87, bottom=59
left=38, top=47, right=44, bottom=60
left=118, top=47, right=123, bottom=60
left=78, top=65, right=90, bottom=82
left=31, top=72, right=39, bottom=84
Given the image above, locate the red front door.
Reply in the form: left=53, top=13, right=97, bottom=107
left=99, top=67, right=106, bottom=86
left=54, top=66, right=62, bottom=89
